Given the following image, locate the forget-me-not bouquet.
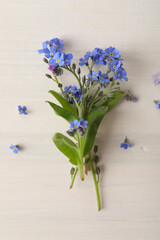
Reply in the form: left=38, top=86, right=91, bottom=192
left=38, top=37, right=128, bottom=211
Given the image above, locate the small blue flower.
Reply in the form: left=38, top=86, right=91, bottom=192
left=64, top=53, right=73, bottom=66
left=88, top=71, right=99, bottom=81
left=98, top=71, right=109, bottom=84
left=92, top=48, right=107, bottom=65
left=120, top=143, right=131, bottom=149
left=109, top=60, right=122, bottom=72
left=38, top=38, right=64, bottom=58
left=49, top=52, right=65, bottom=67
left=79, top=51, right=91, bottom=66
left=113, top=68, right=128, bottom=81
left=50, top=38, right=64, bottom=52
left=104, top=46, right=120, bottom=59
left=9, top=144, right=19, bottom=153
left=70, top=119, right=80, bottom=131
left=120, top=137, right=131, bottom=149
left=18, top=106, right=28, bottom=115
left=152, top=72, right=160, bottom=85
left=79, top=119, right=88, bottom=129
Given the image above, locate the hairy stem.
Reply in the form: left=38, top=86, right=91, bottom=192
left=90, top=159, right=101, bottom=211
left=70, top=167, right=78, bottom=189
left=61, top=66, right=82, bottom=88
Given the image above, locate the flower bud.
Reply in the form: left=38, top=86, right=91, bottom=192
left=94, top=145, right=98, bottom=153
left=45, top=74, right=52, bottom=79
left=82, top=75, right=86, bottom=84
left=85, top=157, right=90, bottom=164
left=54, top=68, right=63, bottom=76
left=94, top=155, right=99, bottom=163
left=66, top=130, right=75, bottom=137
left=70, top=167, right=75, bottom=175
left=98, top=91, right=103, bottom=97
left=43, top=58, right=48, bottom=63
left=72, top=63, right=76, bottom=70
left=95, top=166, right=100, bottom=175
left=58, top=83, right=63, bottom=88
left=77, top=67, right=81, bottom=75
left=88, top=96, right=92, bottom=102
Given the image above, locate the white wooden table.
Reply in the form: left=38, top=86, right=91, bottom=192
left=0, top=0, right=160, bottom=239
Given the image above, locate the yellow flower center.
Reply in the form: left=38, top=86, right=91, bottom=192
left=101, top=77, right=104, bottom=79
left=118, top=74, right=121, bottom=77
left=110, top=53, right=114, bottom=56
left=74, top=125, right=77, bottom=127
left=55, top=44, right=58, bottom=47
left=50, top=52, right=53, bottom=55
left=113, top=66, right=116, bottom=69
left=21, top=110, right=23, bottom=112
left=14, top=147, right=17, bottom=149
left=56, top=59, right=60, bottom=63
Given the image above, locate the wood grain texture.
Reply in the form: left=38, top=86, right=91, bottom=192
left=0, top=0, right=160, bottom=239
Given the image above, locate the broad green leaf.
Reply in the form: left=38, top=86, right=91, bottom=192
left=49, top=90, right=78, bottom=116
left=102, top=91, right=125, bottom=111
left=53, top=133, right=80, bottom=165
left=83, top=106, right=108, bottom=157
left=46, top=101, right=77, bottom=123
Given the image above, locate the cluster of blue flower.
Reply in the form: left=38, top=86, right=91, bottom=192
left=69, top=119, right=88, bottom=136
left=79, top=46, right=128, bottom=82
left=63, top=85, right=82, bottom=102
left=38, top=38, right=73, bottom=67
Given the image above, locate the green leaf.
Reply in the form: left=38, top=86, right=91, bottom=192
left=53, top=133, right=80, bottom=165
left=49, top=90, right=78, bottom=116
left=46, top=101, right=77, bottom=123
left=83, top=106, right=108, bottom=157
left=102, top=91, right=125, bottom=111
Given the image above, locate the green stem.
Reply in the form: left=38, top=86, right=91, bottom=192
left=54, top=75, right=64, bottom=94
left=90, top=159, right=101, bottom=211
left=94, top=79, right=115, bottom=104
left=61, top=66, right=82, bottom=88
left=84, top=83, right=97, bottom=100
left=70, top=167, right=78, bottom=189
left=79, top=164, right=84, bottom=180
left=88, top=86, right=100, bottom=111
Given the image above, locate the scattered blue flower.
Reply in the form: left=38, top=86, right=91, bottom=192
left=104, top=46, right=120, bottom=60
left=120, top=137, right=131, bottom=149
left=9, top=144, right=19, bottom=154
left=109, top=60, right=122, bottom=72
left=18, top=106, right=28, bottom=115
left=152, top=72, right=160, bottom=85
left=70, top=119, right=80, bottom=131
left=120, top=142, right=131, bottom=149
left=113, top=68, right=128, bottom=81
